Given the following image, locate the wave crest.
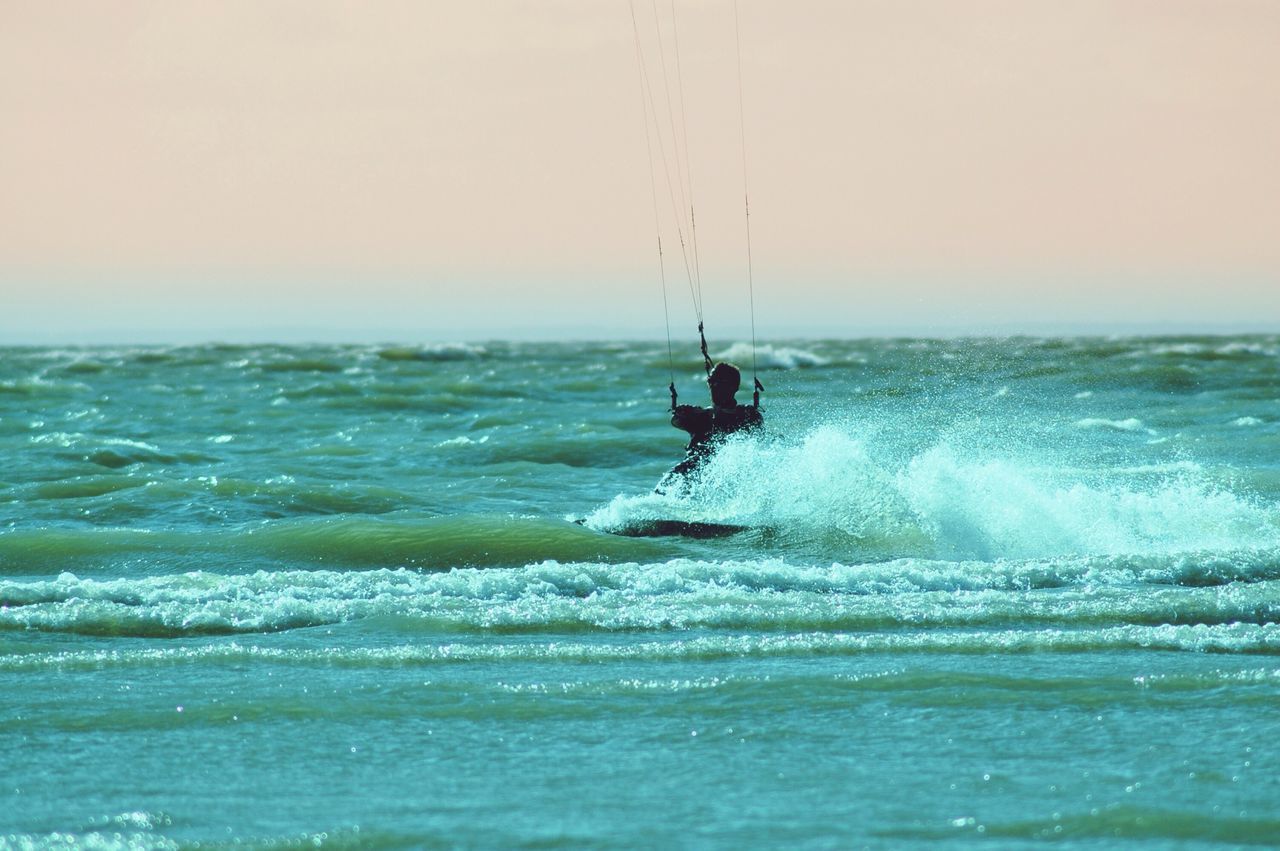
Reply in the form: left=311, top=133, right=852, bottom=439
left=714, top=342, right=829, bottom=369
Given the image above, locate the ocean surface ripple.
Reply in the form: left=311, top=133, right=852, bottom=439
left=3, top=336, right=1280, bottom=848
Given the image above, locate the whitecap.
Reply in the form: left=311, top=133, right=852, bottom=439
left=379, top=342, right=486, bottom=362
left=1216, top=342, right=1278, bottom=357
left=102, top=437, right=161, bottom=451
left=436, top=434, right=489, bottom=448
left=1142, top=343, right=1205, bottom=356
left=714, top=342, right=829, bottom=369
left=1074, top=417, right=1147, bottom=433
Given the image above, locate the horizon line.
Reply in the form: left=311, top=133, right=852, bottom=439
left=4, top=320, right=1280, bottom=347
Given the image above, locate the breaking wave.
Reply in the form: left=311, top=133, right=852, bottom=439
left=585, top=427, right=1280, bottom=562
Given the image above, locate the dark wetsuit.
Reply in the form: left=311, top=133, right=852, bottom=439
left=662, top=402, right=763, bottom=485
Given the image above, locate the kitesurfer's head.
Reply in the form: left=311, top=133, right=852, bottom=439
left=707, top=362, right=741, bottom=406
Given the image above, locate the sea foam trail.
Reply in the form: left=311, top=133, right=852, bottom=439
left=5, top=622, right=1280, bottom=666
left=3, top=555, right=1279, bottom=638
left=585, top=427, right=1280, bottom=561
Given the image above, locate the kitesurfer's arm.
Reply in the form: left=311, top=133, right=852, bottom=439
left=671, top=404, right=713, bottom=437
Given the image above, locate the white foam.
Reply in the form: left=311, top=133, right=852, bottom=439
left=435, top=434, right=490, bottom=448
left=372, top=342, right=487, bottom=363
left=426, top=342, right=486, bottom=357
left=30, top=431, right=86, bottom=447
left=1142, top=343, right=1205, bottom=356
left=897, top=445, right=1276, bottom=560
left=1074, top=417, right=1148, bottom=433
left=5, top=557, right=1280, bottom=642
left=1216, top=341, right=1278, bottom=357
left=587, top=426, right=1280, bottom=562
left=102, top=437, right=161, bottom=451
left=714, top=342, right=829, bottom=369
left=7, top=623, right=1280, bottom=670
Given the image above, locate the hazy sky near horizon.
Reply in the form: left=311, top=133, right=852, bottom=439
left=2, top=0, right=1278, bottom=342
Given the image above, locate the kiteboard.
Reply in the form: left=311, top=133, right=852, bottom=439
left=608, top=519, right=752, bottom=539
left=573, top=517, right=751, bottom=539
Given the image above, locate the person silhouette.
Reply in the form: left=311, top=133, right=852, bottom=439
left=658, top=361, right=762, bottom=491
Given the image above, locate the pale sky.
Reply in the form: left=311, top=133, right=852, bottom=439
left=2, top=1, right=1278, bottom=342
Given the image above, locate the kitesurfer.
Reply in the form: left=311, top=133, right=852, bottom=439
left=658, top=361, right=762, bottom=490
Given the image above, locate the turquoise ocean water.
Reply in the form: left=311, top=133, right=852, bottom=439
left=3, top=336, right=1280, bottom=848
